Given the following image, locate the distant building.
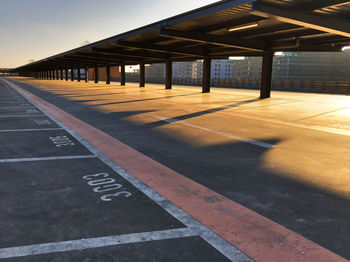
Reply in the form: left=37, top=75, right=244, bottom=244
left=145, top=63, right=164, bottom=81
left=272, top=52, right=350, bottom=81
left=173, top=62, right=193, bottom=79
left=193, top=60, right=235, bottom=80
left=134, top=52, right=350, bottom=92
left=145, top=52, right=350, bottom=81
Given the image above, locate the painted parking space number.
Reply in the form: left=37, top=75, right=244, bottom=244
left=49, top=135, right=75, bottom=147
left=83, top=173, right=132, bottom=201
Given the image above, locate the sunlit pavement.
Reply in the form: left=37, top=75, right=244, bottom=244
left=1, top=77, right=350, bottom=261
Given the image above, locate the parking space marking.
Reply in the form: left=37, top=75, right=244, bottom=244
left=0, top=107, right=35, bottom=109
left=0, top=115, right=43, bottom=118
left=0, top=128, right=63, bottom=132
left=82, top=172, right=133, bottom=202
left=2, top=79, right=253, bottom=261
left=34, top=119, right=52, bottom=125
left=150, top=114, right=274, bottom=149
left=0, top=155, right=97, bottom=163
left=0, top=228, right=200, bottom=259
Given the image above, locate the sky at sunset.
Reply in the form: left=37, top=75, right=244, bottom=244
left=0, top=0, right=218, bottom=68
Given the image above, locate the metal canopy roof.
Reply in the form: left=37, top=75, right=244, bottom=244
left=14, top=0, right=350, bottom=72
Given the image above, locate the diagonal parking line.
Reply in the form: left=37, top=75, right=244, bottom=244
left=0, top=107, right=35, bottom=109
left=0, top=128, right=63, bottom=132
left=0, top=228, right=200, bottom=259
left=0, top=115, right=43, bottom=117
left=0, top=155, right=97, bottom=163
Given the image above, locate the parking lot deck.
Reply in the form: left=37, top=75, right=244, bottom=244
left=1, top=77, right=349, bottom=261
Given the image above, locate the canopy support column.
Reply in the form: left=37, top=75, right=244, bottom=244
left=202, top=56, right=211, bottom=93
left=71, top=69, right=74, bottom=81
left=94, top=66, right=99, bottom=83
left=77, top=68, right=81, bottom=82
left=120, top=65, right=125, bottom=86
left=260, top=51, right=274, bottom=99
left=106, top=65, right=110, bottom=84
left=65, top=69, right=68, bottom=81
left=165, top=60, right=172, bottom=89
left=85, top=67, right=88, bottom=82
left=139, top=63, right=145, bottom=87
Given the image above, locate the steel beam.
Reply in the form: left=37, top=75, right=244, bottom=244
left=75, top=52, right=141, bottom=63
left=198, top=15, right=266, bottom=33
left=117, top=40, right=205, bottom=57
left=251, top=2, right=350, bottom=38
left=160, top=28, right=266, bottom=52
left=302, top=0, right=350, bottom=10
left=202, top=56, right=211, bottom=93
left=165, top=60, right=172, bottom=89
left=65, top=55, right=122, bottom=65
left=260, top=51, right=273, bottom=99
left=55, top=57, right=93, bottom=64
left=91, top=47, right=169, bottom=60
left=120, top=64, right=125, bottom=86
left=139, top=63, right=145, bottom=87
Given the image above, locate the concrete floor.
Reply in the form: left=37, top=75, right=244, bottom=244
left=2, top=77, right=350, bottom=261
left=0, top=79, right=237, bottom=262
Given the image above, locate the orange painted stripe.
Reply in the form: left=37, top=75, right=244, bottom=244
left=11, top=82, right=348, bottom=262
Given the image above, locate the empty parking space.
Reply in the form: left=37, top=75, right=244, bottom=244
left=0, top=116, right=60, bottom=130
left=0, top=130, right=93, bottom=159
left=0, top=108, right=42, bottom=116
left=0, top=158, right=185, bottom=248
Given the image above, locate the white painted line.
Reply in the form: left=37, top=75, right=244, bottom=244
left=0, top=155, right=97, bottom=163
left=201, top=231, right=253, bottom=262
left=0, top=106, right=35, bottom=109
left=0, top=228, right=199, bottom=259
left=0, top=115, right=43, bottom=118
left=150, top=114, right=274, bottom=149
left=0, top=128, right=63, bottom=132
